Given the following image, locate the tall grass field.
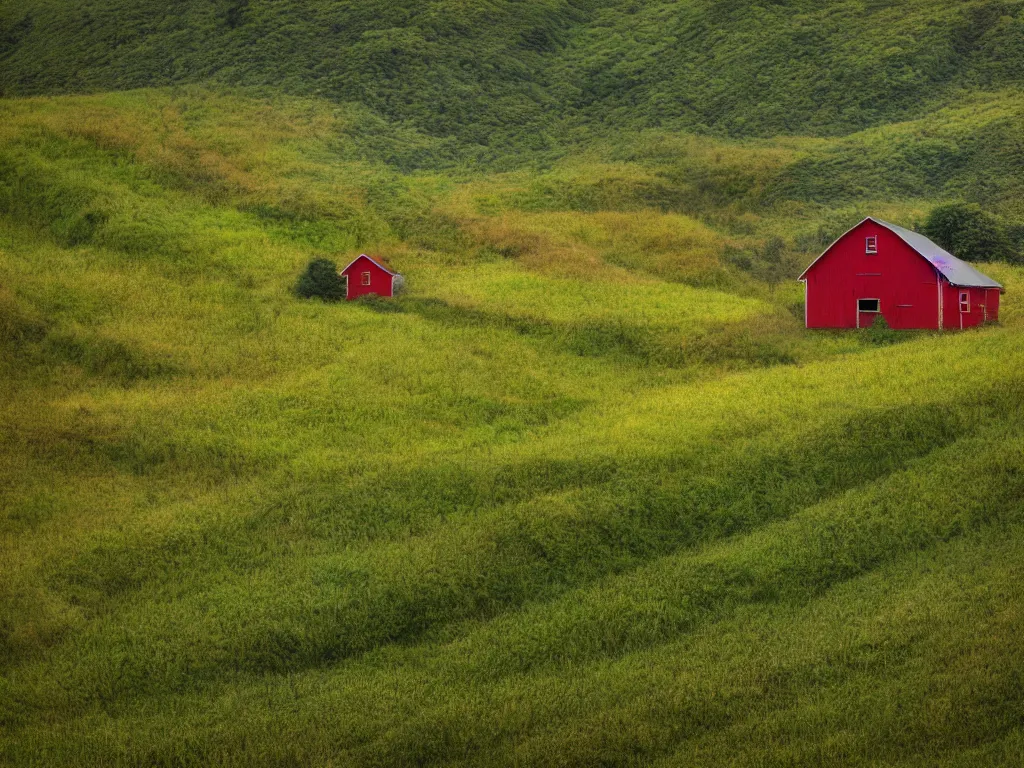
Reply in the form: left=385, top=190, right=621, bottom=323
left=3, top=1, right=1024, bottom=762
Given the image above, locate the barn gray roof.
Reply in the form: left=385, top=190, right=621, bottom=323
left=873, top=218, right=1003, bottom=289
left=799, top=217, right=1004, bottom=290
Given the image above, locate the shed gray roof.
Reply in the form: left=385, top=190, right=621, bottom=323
left=800, top=217, right=1004, bottom=290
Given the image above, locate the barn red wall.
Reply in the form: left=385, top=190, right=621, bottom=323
left=989, top=288, right=1002, bottom=323
left=803, top=221, right=940, bottom=329
left=342, top=256, right=394, bottom=300
left=942, top=284, right=1000, bottom=329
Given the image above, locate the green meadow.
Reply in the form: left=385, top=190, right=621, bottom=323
left=1, top=85, right=1023, bottom=765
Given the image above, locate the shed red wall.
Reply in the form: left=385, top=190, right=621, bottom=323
left=342, top=256, right=394, bottom=300
left=803, top=220, right=941, bottom=329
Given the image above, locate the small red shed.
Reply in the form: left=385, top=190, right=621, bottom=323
left=339, top=254, right=403, bottom=300
left=798, top=218, right=1004, bottom=330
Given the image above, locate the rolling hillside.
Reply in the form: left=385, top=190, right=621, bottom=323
left=2, top=1, right=1024, bottom=765
left=4, top=0, right=1024, bottom=153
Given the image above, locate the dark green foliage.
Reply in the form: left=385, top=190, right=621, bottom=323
left=0, top=0, right=584, bottom=154
left=863, top=314, right=907, bottom=346
left=922, top=202, right=1018, bottom=263
left=6, top=0, right=1024, bottom=158
left=294, top=257, right=344, bottom=301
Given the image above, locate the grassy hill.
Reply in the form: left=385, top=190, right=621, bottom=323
left=4, top=0, right=1024, bottom=155
left=2, top=0, right=1024, bottom=764
left=1, top=87, right=1023, bottom=765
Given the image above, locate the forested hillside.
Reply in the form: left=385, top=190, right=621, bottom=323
left=4, top=0, right=1024, bottom=153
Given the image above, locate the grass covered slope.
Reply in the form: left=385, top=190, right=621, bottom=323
left=2, top=89, right=1024, bottom=764
left=5, top=0, right=1024, bottom=151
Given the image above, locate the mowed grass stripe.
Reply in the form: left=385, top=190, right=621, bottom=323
left=489, top=528, right=1024, bottom=768
left=21, top=369, right=1024, bottom=705
left=32, top=326, right=1023, bottom=591
left=5, top=422, right=1023, bottom=764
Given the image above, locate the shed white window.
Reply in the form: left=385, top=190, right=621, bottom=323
left=865, top=236, right=878, bottom=254
left=361, top=271, right=371, bottom=286
left=858, top=298, right=880, bottom=313
left=959, top=291, right=970, bottom=313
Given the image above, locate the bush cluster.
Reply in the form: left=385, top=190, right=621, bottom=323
left=6, top=0, right=1024, bottom=159
left=294, top=258, right=344, bottom=302
left=921, top=203, right=1020, bottom=264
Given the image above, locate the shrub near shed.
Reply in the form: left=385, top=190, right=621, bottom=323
left=295, top=258, right=344, bottom=302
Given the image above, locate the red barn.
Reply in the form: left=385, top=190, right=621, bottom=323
left=798, top=217, right=1003, bottom=330
left=339, top=254, right=403, bottom=300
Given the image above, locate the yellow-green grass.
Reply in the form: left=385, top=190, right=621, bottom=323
left=3, top=89, right=1024, bottom=765
left=5, top=422, right=1024, bottom=766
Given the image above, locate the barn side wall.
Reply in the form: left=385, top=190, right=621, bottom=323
left=804, top=221, right=940, bottom=329
left=343, top=257, right=395, bottom=300
left=942, top=283, right=1000, bottom=329
left=990, top=288, right=1002, bottom=323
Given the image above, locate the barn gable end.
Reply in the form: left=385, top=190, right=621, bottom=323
left=799, top=218, right=1002, bottom=330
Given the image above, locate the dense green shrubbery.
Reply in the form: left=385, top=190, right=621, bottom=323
left=5, top=0, right=1024, bottom=157
left=862, top=314, right=910, bottom=346
left=294, top=257, right=344, bottom=301
left=922, top=202, right=1019, bottom=263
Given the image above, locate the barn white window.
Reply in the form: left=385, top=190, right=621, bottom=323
left=865, top=236, right=878, bottom=254
left=858, top=298, right=880, bottom=313
left=361, top=271, right=371, bottom=286
left=959, top=291, right=970, bottom=313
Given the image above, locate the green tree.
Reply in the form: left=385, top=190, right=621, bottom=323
left=294, top=258, right=344, bottom=302
left=921, top=203, right=1016, bottom=263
